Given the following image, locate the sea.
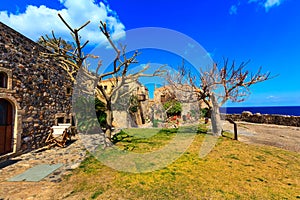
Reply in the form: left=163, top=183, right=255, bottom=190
left=220, top=106, right=300, bottom=117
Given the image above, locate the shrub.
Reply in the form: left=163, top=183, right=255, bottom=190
left=163, top=100, right=182, bottom=117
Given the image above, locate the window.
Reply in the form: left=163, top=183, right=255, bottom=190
left=104, top=85, right=107, bottom=90
left=71, top=116, right=76, bottom=126
left=56, top=117, right=64, bottom=124
left=66, top=87, right=72, bottom=95
left=138, top=94, right=146, bottom=101
left=161, top=95, right=166, bottom=103
left=0, top=72, right=8, bottom=88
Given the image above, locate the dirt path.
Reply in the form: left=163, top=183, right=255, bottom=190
left=223, top=121, right=300, bottom=153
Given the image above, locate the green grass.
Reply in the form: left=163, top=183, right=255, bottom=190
left=112, top=127, right=180, bottom=152
left=54, top=125, right=300, bottom=199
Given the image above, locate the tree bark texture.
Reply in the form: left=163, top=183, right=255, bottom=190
left=210, top=94, right=223, bottom=136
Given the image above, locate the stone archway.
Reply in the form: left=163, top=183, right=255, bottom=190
left=0, top=98, right=13, bottom=155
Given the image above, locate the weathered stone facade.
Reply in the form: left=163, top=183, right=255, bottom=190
left=152, top=85, right=203, bottom=123
left=224, top=111, right=300, bottom=127
left=97, top=77, right=150, bottom=128
left=0, top=22, right=73, bottom=159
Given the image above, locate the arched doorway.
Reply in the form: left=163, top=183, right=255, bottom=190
left=0, top=99, right=13, bottom=155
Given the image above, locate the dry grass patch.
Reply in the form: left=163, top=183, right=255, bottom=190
left=51, top=126, right=300, bottom=199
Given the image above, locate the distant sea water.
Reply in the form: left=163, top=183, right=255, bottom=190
left=220, top=106, right=300, bottom=117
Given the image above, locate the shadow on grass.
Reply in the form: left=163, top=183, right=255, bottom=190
left=111, top=124, right=210, bottom=152
left=221, top=131, right=235, bottom=140
left=196, top=124, right=208, bottom=134
left=111, top=128, right=180, bottom=152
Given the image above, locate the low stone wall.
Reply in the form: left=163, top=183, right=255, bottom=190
left=223, top=111, right=300, bottom=127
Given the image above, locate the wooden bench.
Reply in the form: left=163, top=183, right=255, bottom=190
left=45, top=124, right=72, bottom=148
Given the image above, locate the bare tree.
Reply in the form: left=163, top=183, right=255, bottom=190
left=168, top=59, right=272, bottom=136
left=40, top=14, right=164, bottom=145
left=39, top=14, right=90, bottom=83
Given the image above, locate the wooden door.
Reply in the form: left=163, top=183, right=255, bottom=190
left=0, top=99, right=13, bottom=155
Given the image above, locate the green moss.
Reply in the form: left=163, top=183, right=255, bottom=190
left=91, top=190, right=104, bottom=199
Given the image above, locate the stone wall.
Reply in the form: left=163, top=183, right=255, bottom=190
left=153, top=85, right=201, bottom=122
left=223, top=111, right=300, bottom=127
left=0, top=22, right=73, bottom=155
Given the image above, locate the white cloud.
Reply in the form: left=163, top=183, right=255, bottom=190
left=0, top=0, right=125, bottom=45
left=267, top=95, right=276, bottom=99
left=266, top=95, right=280, bottom=103
left=264, top=0, right=282, bottom=11
left=248, top=0, right=260, bottom=3
left=229, top=1, right=241, bottom=15
left=248, top=0, right=285, bottom=11
left=187, top=43, right=195, bottom=48
left=229, top=5, right=238, bottom=15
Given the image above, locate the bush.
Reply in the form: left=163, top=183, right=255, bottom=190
left=201, top=108, right=210, bottom=118
left=153, top=119, right=163, bottom=127
left=95, top=98, right=107, bottom=128
left=163, top=100, right=182, bottom=117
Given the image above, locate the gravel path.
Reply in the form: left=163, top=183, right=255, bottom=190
left=223, top=121, right=300, bottom=153
left=0, top=135, right=86, bottom=200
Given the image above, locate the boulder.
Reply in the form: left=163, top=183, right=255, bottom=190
left=242, top=111, right=253, bottom=117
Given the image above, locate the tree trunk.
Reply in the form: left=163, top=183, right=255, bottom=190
left=210, top=94, right=223, bottom=136
left=105, top=101, right=113, bottom=145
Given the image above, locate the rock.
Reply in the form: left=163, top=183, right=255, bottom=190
left=69, top=163, right=80, bottom=170
left=242, top=111, right=253, bottom=117
left=24, top=117, right=34, bottom=122
left=53, top=171, right=61, bottom=176
left=50, top=178, right=62, bottom=183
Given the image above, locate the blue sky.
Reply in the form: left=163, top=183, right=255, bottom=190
left=0, top=0, right=299, bottom=106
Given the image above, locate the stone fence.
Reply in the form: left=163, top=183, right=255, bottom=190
left=222, top=111, right=300, bottom=127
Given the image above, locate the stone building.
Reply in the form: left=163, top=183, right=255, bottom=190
left=152, top=85, right=206, bottom=123
left=97, top=77, right=149, bottom=128
left=0, top=22, right=73, bottom=159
